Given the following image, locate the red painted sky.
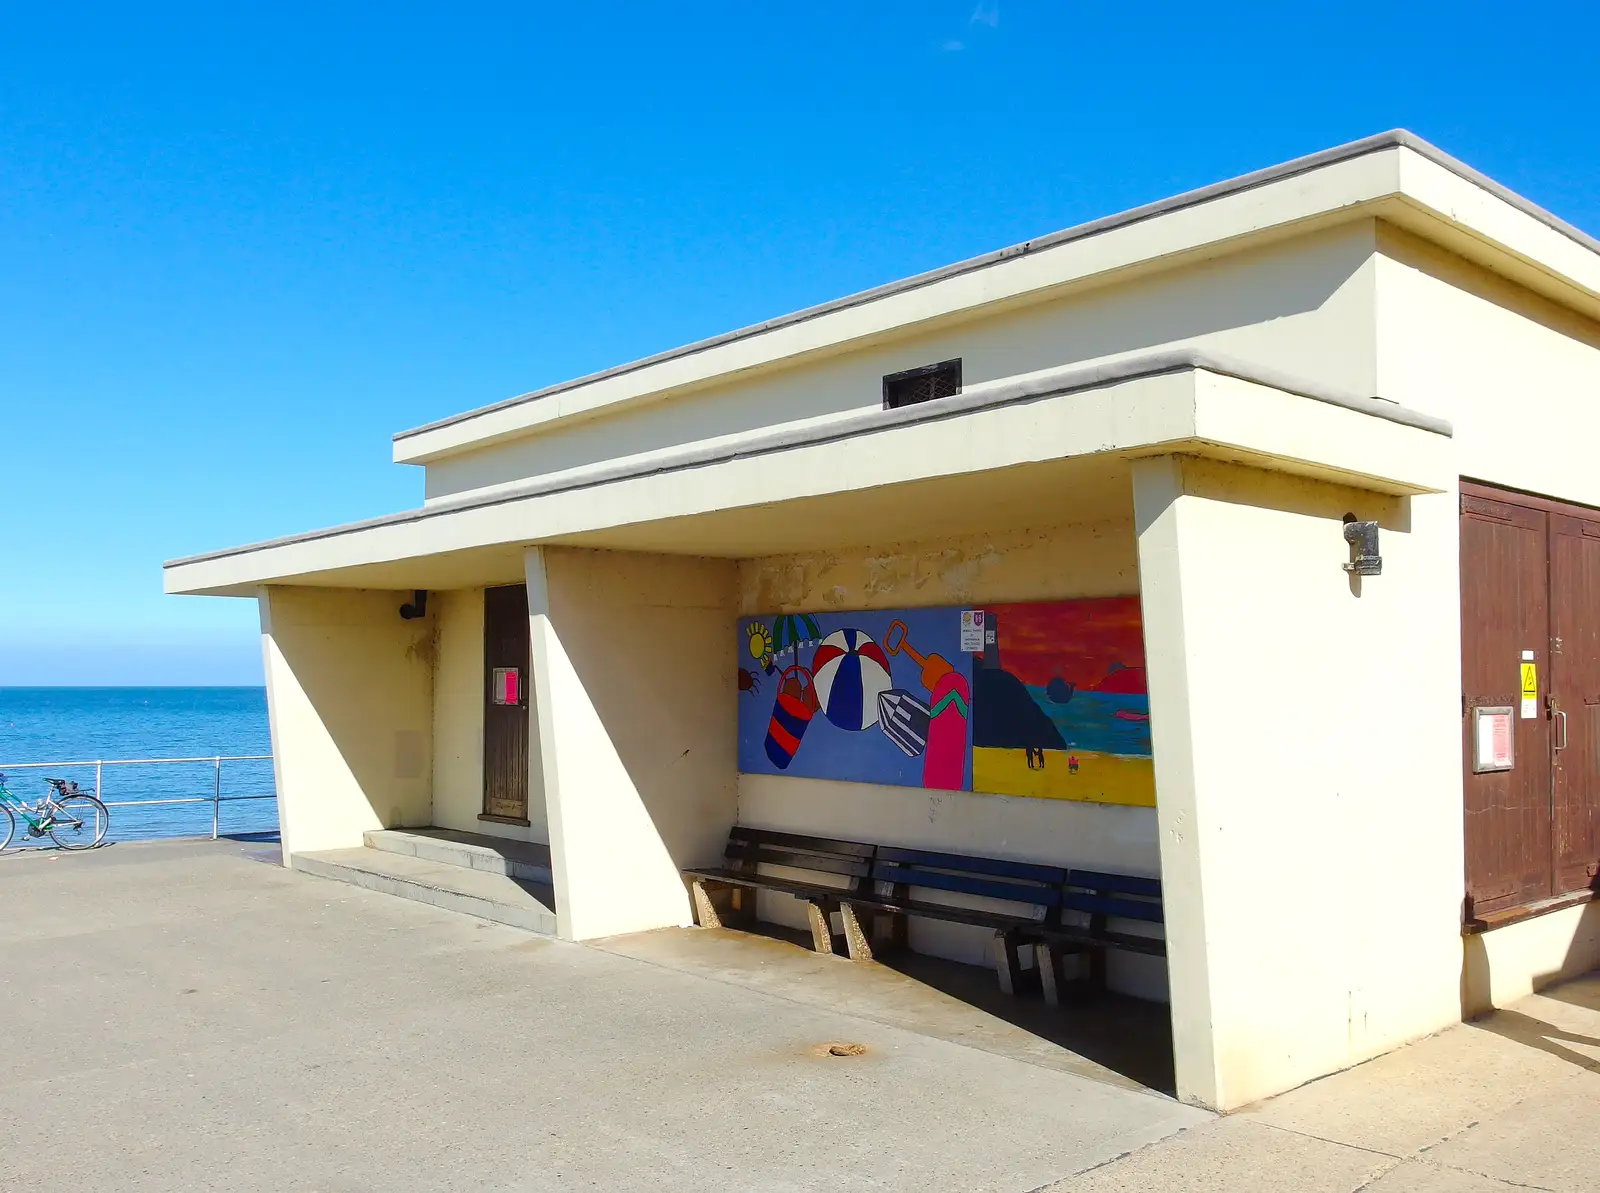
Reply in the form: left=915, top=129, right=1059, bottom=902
left=987, top=597, right=1145, bottom=690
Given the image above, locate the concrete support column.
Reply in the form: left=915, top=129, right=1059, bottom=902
left=1134, top=456, right=1463, bottom=1111
left=1131, top=458, right=1222, bottom=1110
left=525, top=547, right=738, bottom=942
left=259, top=586, right=434, bottom=866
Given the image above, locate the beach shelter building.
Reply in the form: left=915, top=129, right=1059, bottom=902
left=165, top=132, right=1600, bottom=1111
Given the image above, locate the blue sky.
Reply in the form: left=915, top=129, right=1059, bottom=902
left=1, top=1, right=1596, bottom=685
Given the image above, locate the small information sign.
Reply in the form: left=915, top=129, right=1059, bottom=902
left=959, top=610, right=986, bottom=653
left=1473, top=706, right=1515, bottom=773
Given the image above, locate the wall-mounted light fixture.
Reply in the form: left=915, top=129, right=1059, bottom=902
left=399, top=590, right=429, bottom=619
left=1342, top=515, right=1382, bottom=576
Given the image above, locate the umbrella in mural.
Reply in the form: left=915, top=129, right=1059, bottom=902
left=769, top=613, right=821, bottom=665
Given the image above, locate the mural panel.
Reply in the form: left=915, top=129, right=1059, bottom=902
left=736, top=597, right=1153, bottom=807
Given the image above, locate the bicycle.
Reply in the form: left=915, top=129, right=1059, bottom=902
left=0, top=772, right=110, bottom=851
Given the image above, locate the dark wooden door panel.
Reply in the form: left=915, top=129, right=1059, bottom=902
left=1551, top=512, right=1600, bottom=895
left=482, top=584, right=530, bottom=823
left=1460, top=492, right=1552, bottom=915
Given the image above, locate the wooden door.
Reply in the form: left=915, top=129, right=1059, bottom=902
left=1550, top=510, right=1600, bottom=894
left=482, top=584, right=530, bottom=824
left=1460, top=489, right=1552, bottom=916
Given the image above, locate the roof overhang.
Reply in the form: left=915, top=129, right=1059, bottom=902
left=388, top=130, right=1599, bottom=467
left=165, top=351, right=1453, bottom=597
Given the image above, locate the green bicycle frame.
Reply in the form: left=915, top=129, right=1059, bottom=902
left=0, top=777, right=50, bottom=831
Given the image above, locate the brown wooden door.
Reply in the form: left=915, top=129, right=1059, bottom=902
left=482, top=584, right=530, bottom=824
left=1550, top=510, right=1600, bottom=894
left=1460, top=490, right=1552, bottom=916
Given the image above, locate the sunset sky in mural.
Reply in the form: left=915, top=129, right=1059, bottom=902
left=986, top=598, right=1146, bottom=691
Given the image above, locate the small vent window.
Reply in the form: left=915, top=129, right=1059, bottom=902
left=883, top=359, right=962, bottom=409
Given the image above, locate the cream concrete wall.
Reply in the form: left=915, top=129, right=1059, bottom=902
left=429, top=587, right=547, bottom=843
left=430, top=587, right=485, bottom=835
left=735, top=520, right=1167, bottom=997
left=1375, top=224, right=1600, bottom=508
left=1462, top=903, right=1600, bottom=1015
left=259, top=586, right=434, bottom=866
left=1374, top=225, right=1600, bottom=1022
left=1134, top=456, right=1463, bottom=1111
left=425, top=224, right=1381, bottom=504
left=529, top=547, right=739, bottom=941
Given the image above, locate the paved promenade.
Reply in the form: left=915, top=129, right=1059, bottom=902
left=1, top=839, right=1593, bottom=1191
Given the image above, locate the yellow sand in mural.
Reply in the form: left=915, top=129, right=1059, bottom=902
left=971, top=747, right=1156, bottom=807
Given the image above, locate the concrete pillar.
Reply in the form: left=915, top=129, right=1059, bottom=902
left=259, top=586, right=434, bottom=866
left=526, top=547, right=738, bottom=942
left=1131, top=458, right=1222, bottom=1109
left=1134, top=456, right=1463, bottom=1111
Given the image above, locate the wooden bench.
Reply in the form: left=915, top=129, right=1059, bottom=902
left=685, top=828, right=1164, bottom=1006
left=683, top=826, right=875, bottom=955
left=824, top=845, right=1067, bottom=993
left=835, top=846, right=1165, bottom=1004
left=1023, top=869, right=1166, bottom=1006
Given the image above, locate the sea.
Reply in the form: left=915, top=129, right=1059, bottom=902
left=0, top=688, right=278, bottom=845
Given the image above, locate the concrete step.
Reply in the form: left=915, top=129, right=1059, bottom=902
left=363, top=827, right=554, bottom=885
left=293, top=847, right=558, bottom=935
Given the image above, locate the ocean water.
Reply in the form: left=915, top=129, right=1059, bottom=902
left=0, top=688, right=278, bottom=845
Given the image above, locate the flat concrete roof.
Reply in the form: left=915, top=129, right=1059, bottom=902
left=389, top=129, right=1599, bottom=465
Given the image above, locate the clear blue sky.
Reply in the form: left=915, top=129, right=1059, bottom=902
left=2, top=2, right=1596, bottom=686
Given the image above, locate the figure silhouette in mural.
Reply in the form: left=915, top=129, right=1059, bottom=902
left=972, top=612, right=1068, bottom=765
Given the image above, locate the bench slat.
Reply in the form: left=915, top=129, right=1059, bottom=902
left=874, top=845, right=1068, bottom=886
left=1028, top=922, right=1167, bottom=957
left=871, top=861, right=1062, bottom=909
left=686, top=868, right=851, bottom=902
left=1059, top=890, right=1165, bottom=924
left=1068, top=868, right=1162, bottom=899
left=841, top=891, right=1039, bottom=933
left=722, top=843, right=871, bottom=879
left=728, top=826, right=875, bottom=858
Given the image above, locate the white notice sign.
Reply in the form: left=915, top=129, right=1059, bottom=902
left=1473, top=707, right=1515, bottom=773
left=959, top=609, right=986, bottom=653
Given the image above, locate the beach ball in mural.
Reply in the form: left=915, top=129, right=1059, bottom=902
left=811, top=629, right=893, bottom=731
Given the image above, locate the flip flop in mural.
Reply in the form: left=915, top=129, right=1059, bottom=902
left=763, top=665, right=820, bottom=769
left=876, top=689, right=931, bottom=758
left=883, top=619, right=969, bottom=791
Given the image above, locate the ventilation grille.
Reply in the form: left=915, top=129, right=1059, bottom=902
left=882, top=359, right=962, bottom=409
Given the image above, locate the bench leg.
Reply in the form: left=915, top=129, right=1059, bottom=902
left=991, top=931, right=1024, bottom=996
left=690, top=880, right=723, bottom=930
left=731, top=885, right=759, bottom=928
left=805, top=899, right=838, bottom=956
left=839, top=903, right=873, bottom=962
left=1088, top=945, right=1108, bottom=993
left=1036, top=942, right=1063, bottom=1007
left=871, top=909, right=908, bottom=955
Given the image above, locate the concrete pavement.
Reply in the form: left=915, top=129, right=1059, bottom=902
left=2, top=838, right=1594, bottom=1191
left=0, top=839, right=1202, bottom=1192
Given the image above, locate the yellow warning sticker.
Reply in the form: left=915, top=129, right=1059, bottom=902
left=1520, top=661, right=1538, bottom=719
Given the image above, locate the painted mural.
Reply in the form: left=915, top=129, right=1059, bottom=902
left=736, top=597, right=1154, bottom=807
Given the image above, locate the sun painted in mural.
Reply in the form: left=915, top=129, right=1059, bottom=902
left=735, top=597, right=1153, bottom=807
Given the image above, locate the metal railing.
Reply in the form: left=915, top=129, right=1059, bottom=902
left=0, top=756, right=276, bottom=840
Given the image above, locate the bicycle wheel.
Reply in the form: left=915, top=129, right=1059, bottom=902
left=0, top=804, right=14, bottom=851
left=49, top=795, right=108, bottom=850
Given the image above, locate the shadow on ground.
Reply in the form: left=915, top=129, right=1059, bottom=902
left=594, top=919, right=1175, bottom=1095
